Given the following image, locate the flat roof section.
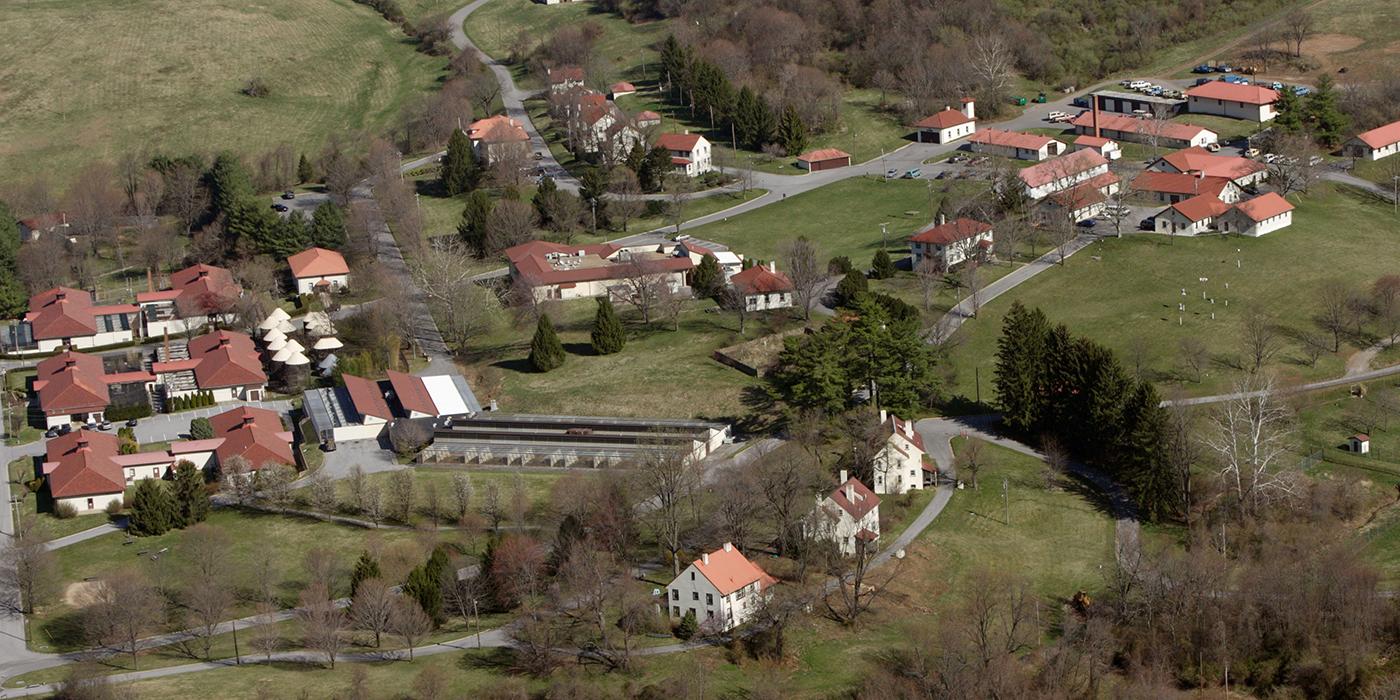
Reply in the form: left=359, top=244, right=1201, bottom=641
left=1092, top=90, right=1186, bottom=107
left=423, top=374, right=470, bottom=416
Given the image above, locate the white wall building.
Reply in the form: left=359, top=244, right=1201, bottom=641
left=729, top=262, right=794, bottom=311
left=805, top=472, right=881, bottom=556
left=967, top=129, right=1065, bottom=161
left=655, top=133, right=712, bottom=176
left=666, top=543, right=777, bottom=633
left=1018, top=149, right=1110, bottom=200
left=1218, top=192, right=1295, bottom=237
left=914, top=99, right=977, bottom=144
left=872, top=411, right=933, bottom=495
left=1347, top=120, right=1400, bottom=161
left=908, top=216, right=993, bottom=272
left=1185, top=82, right=1279, bottom=122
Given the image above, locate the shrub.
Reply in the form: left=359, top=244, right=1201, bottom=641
left=241, top=77, right=271, bottom=98
left=54, top=502, right=77, bottom=520
left=190, top=417, right=214, bottom=440
left=25, top=477, right=44, bottom=494
left=106, top=403, right=153, bottom=421
left=105, top=499, right=123, bottom=516
left=828, top=256, right=853, bottom=275
left=675, top=610, right=698, bottom=640
left=871, top=249, right=897, bottom=280
left=389, top=419, right=432, bottom=456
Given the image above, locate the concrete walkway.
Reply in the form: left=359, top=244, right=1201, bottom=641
left=932, top=234, right=1097, bottom=343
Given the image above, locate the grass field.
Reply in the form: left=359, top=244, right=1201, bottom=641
left=0, top=0, right=450, bottom=186
left=942, top=184, right=1400, bottom=401
left=333, top=466, right=564, bottom=526
left=31, top=508, right=431, bottom=652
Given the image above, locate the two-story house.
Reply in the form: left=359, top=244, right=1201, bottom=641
left=909, top=216, right=993, bottom=272
left=666, top=542, right=777, bottom=633
left=872, top=410, right=934, bottom=495
left=806, top=471, right=881, bottom=556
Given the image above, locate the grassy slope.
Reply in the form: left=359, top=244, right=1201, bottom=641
left=0, top=0, right=448, bottom=185
left=943, top=184, right=1400, bottom=400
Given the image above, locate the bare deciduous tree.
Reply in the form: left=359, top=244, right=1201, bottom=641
left=1, top=530, right=57, bottom=614
left=753, top=444, right=824, bottom=555
left=825, top=532, right=901, bottom=625
left=1200, top=374, right=1298, bottom=516
left=1178, top=336, right=1208, bottom=383
left=298, top=582, right=347, bottom=668
left=780, top=237, right=825, bottom=321
left=249, top=601, right=282, bottom=662
left=612, top=257, right=670, bottom=325
left=390, top=596, right=434, bottom=660
left=86, top=569, right=162, bottom=668
left=956, top=438, right=984, bottom=490
left=607, top=168, right=644, bottom=232
left=351, top=578, right=395, bottom=648
left=914, top=256, right=943, bottom=313
left=1281, top=9, right=1315, bottom=57
left=969, top=34, right=1016, bottom=105
left=179, top=524, right=233, bottom=660
left=1241, top=310, right=1282, bottom=373
left=636, top=446, right=700, bottom=575
left=388, top=469, right=416, bottom=524
left=449, top=472, right=474, bottom=525
left=1316, top=279, right=1359, bottom=353
left=483, top=199, right=538, bottom=256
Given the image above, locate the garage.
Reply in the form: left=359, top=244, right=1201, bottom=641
left=796, top=148, right=852, bottom=171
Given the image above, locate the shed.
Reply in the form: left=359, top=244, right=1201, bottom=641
left=796, top=148, right=852, bottom=171
left=1348, top=434, right=1370, bottom=454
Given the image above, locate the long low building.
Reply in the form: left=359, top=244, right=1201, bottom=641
left=966, top=129, right=1065, bottom=161
left=1071, top=111, right=1218, bottom=149
left=505, top=240, right=694, bottom=302
left=304, top=371, right=482, bottom=443
left=422, top=414, right=731, bottom=468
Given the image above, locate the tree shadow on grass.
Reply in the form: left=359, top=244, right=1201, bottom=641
left=457, top=646, right=515, bottom=672
left=491, top=357, right=536, bottom=375
left=562, top=342, right=595, bottom=357
left=37, top=610, right=89, bottom=652
left=1057, top=470, right=1125, bottom=522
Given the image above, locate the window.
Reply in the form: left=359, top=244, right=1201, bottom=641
left=86, top=498, right=93, bottom=510
left=690, top=572, right=695, bottom=581
left=671, top=589, right=678, bottom=601
left=692, top=591, right=698, bottom=601
left=672, top=606, right=680, bottom=617
left=706, top=610, right=714, bottom=619
left=705, top=593, right=713, bottom=606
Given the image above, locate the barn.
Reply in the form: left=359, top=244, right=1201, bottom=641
left=796, top=148, right=852, bottom=171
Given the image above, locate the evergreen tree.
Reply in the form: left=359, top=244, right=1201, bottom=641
left=171, top=460, right=210, bottom=528
left=546, top=514, right=586, bottom=575
left=310, top=202, right=347, bottom=249
left=994, top=302, right=1050, bottom=431
left=590, top=298, right=626, bottom=355
left=1077, top=341, right=1131, bottom=455
left=259, top=210, right=312, bottom=258
left=532, top=176, right=558, bottom=226
left=832, top=272, right=868, bottom=308
left=1116, top=382, right=1177, bottom=522
left=771, top=323, right=854, bottom=414
left=871, top=249, right=897, bottom=280
left=639, top=146, right=672, bottom=193
left=529, top=314, right=566, bottom=372
left=1305, top=75, right=1349, bottom=147
left=208, top=152, right=254, bottom=219
left=297, top=153, right=314, bottom=184
left=733, top=87, right=776, bottom=150
left=457, top=190, right=493, bottom=255
left=848, top=295, right=937, bottom=415
left=0, top=200, right=25, bottom=317
left=1272, top=88, right=1304, bottom=134
left=350, top=552, right=381, bottom=597
left=129, top=479, right=176, bottom=536
left=676, top=610, right=698, bottom=639
left=690, top=254, right=723, bottom=298
left=222, top=198, right=276, bottom=252
left=441, top=128, right=479, bottom=196
left=578, top=167, right=609, bottom=230
left=403, top=565, right=443, bottom=626
left=623, top=142, right=648, bottom=177
left=777, top=106, right=809, bottom=156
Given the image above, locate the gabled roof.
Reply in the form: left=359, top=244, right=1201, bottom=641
left=24, top=287, right=137, bottom=341
left=505, top=240, right=693, bottom=287
left=730, top=264, right=793, bottom=295
left=1169, top=193, right=1233, bottom=222
left=44, top=430, right=127, bottom=498
left=183, top=330, right=266, bottom=389
left=466, top=115, right=530, bottom=144
left=18, top=212, right=68, bottom=232
left=797, top=148, right=851, bottom=163
left=914, top=108, right=974, bottom=129
left=547, top=65, right=584, bottom=83
left=1155, top=148, right=1266, bottom=181
left=1132, top=171, right=1235, bottom=197
left=636, top=110, right=661, bottom=122
left=828, top=477, right=880, bottom=521
left=1018, top=149, right=1107, bottom=189
left=886, top=414, right=925, bottom=452
left=1186, top=81, right=1279, bottom=105
left=610, top=81, right=636, bottom=93
left=1354, top=119, right=1400, bottom=149
left=689, top=543, right=778, bottom=596
left=1070, top=111, right=1217, bottom=143
left=342, top=373, right=394, bottom=421
left=287, top=247, right=349, bottom=278
left=1047, top=172, right=1120, bottom=208
left=969, top=129, right=1059, bottom=151
left=1073, top=135, right=1116, bottom=148
left=138, top=263, right=241, bottom=317
left=387, top=370, right=437, bottom=416
left=208, top=406, right=293, bottom=469
left=655, top=133, right=704, bottom=152
left=1231, top=192, right=1294, bottom=222
left=34, top=350, right=109, bottom=416
left=910, top=218, right=992, bottom=245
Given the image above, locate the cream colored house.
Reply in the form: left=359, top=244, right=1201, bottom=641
left=505, top=240, right=693, bottom=302
left=666, top=543, right=777, bottom=633
left=914, top=99, right=977, bottom=144
left=872, top=410, right=933, bottom=495
left=909, top=216, right=993, bottom=272
left=729, top=263, right=794, bottom=311
left=805, top=472, right=881, bottom=556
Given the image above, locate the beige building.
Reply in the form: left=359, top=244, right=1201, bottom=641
left=908, top=216, right=993, bottom=272
left=872, top=411, right=933, bottom=495
left=504, top=240, right=693, bottom=302
left=665, top=543, right=777, bottom=633
left=806, top=472, right=881, bottom=556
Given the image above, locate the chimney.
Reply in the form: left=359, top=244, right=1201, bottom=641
left=702, top=552, right=710, bottom=565
left=197, top=268, right=209, bottom=279
left=879, top=408, right=887, bottom=424
left=76, top=436, right=89, bottom=450
left=904, top=418, right=913, bottom=438
left=839, top=469, right=848, bottom=484
left=146, top=268, right=154, bottom=293
left=1092, top=95, right=1101, bottom=138
left=722, top=542, right=733, bottom=552
left=63, top=356, right=77, bottom=369
left=54, top=291, right=66, bottom=302
left=961, top=97, right=976, bottom=120
left=938, top=213, right=947, bottom=226
left=845, top=483, right=855, bottom=503
left=767, top=261, right=776, bottom=273
left=242, top=414, right=257, bottom=427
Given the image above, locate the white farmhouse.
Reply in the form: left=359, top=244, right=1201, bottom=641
left=666, top=542, right=777, bottom=633
left=805, top=471, right=881, bottom=556
left=872, top=410, right=934, bottom=495
left=288, top=247, right=350, bottom=295
left=655, top=133, right=713, bottom=176
left=1154, top=193, right=1232, bottom=236
left=729, top=262, right=794, bottom=311
left=1185, top=82, right=1279, bottom=122
left=1347, top=120, right=1400, bottom=161
left=909, top=216, right=993, bottom=272
left=1218, top=192, right=1295, bottom=237
left=914, top=99, right=977, bottom=144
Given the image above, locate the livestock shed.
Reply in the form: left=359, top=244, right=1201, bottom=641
left=422, top=414, right=731, bottom=468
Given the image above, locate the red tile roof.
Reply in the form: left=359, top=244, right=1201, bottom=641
left=829, top=477, right=880, bottom=521
left=1170, top=193, right=1233, bottom=222
left=18, top=212, right=69, bottom=232
left=44, top=430, right=127, bottom=498
left=287, top=247, right=349, bottom=278
left=636, top=110, right=661, bottom=122
left=24, top=287, right=137, bottom=340
left=914, top=108, right=974, bottom=129
left=690, top=543, right=778, bottom=596
left=387, top=370, right=437, bottom=416
left=1231, top=192, right=1294, bottom=222
left=33, top=350, right=109, bottom=416
left=655, top=133, right=703, bottom=152
left=505, top=240, right=693, bottom=287
left=1018, top=149, right=1108, bottom=189
left=1155, top=148, right=1266, bottom=181
left=610, top=81, right=635, bottom=94
left=1186, top=81, right=1279, bottom=105
left=1048, top=172, right=1120, bottom=208
left=1132, top=171, right=1235, bottom=197
left=185, top=331, right=266, bottom=389
left=730, top=264, right=794, bottom=294
left=137, top=264, right=241, bottom=317
left=796, top=148, right=851, bottom=164
left=208, top=406, right=293, bottom=469
left=887, top=414, right=925, bottom=451
left=466, top=115, right=530, bottom=145
left=910, top=218, right=992, bottom=245
left=1355, top=119, right=1400, bottom=149
left=968, top=129, right=1059, bottom=151
left=547, top=65, right=584, bottom=84
left=1073, top=135, right=1115, bottom=148
left=343, top=374, right=394, bottom=421
left=1070, top=111, right=1217, bottom=143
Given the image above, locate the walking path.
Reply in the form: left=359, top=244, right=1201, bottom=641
left=932, top=235, right=1097, bottom=343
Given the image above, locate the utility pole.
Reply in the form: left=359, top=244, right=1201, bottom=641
left=1002, top=476, right=1010, bottom=525
left=231, top=618, right=241, bottom=665
left=879, top=222, right=888, bottom=250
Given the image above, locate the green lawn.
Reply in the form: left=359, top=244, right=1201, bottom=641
left=30, top=508, right=429, bottom=652
left=1173, top=114, right=1267, bottom=144
left=327, top=467, right=563, bottom=526
left=943, top=184, right=1400, bottom=401
left=0, top=0, right=452, bottom=186
left=684, top=177, right=992, bottom=267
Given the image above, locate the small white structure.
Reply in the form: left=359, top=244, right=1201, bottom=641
left=665, top=542, right=777, bottom=633
left=914, top=99, right=976, bottom=144
left=1071, top=135, right=1122, bottom=160
left=1218, top=192, right=1295, bottom=237
left=909, top=215, right=993, bottom=272
left=1347, top=120, right=1400, bottom=161
left=805, top=471, right=881, bottom=556
left=1349, top=434, right=1371, bottom=454
left=729, top=262, right=794, bottom=311
left=1018, top=149, right=1110, bottom=200
left=1154, top=193, right=1232, bottom=236
left=288, top=247, right=350, bottom=295
left=1185, top=82, right=1279, bottom=122
left=872, top=410, right=933, bottom=495
left=967, top=129, right=1065, bottom=161
left=655, top=133, right=713, bottom=176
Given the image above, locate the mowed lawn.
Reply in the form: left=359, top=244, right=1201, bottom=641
left=942, top=184, right=1400, bottom=401
left=0, top=0, right=448, bottom=184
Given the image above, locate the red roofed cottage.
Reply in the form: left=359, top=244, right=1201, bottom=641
left=806, top=470, right=881, bottom=556
left=796, top=148, right=851, bottom=171
left=873, top=409, right=933, bottom=494
left=655, top=132, right=712, bottom=176
left=1185, top=81, right=1280, bottom=122
left=505, top=240, right=693, bottom=302
left=288, top=247, right=350, bottom=295
left=7, top=287, right=140, bottom=355
left=909, top=215, right=993, bottom=272
left=1219, top=192, right=1295, bottom=237
left=729, top=262, right=794, bottom=311
left=666, top=542, right=777, bottom=632
left=1347, top=119, right=1400, bottom=162
left=968, top=129, right=1066, bottom=161
left=914, top=99, right=976, bottom=144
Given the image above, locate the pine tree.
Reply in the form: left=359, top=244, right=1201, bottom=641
left=172, top=460, right=210, bottom=528
left=771, top=326, right=850, bottom=414
left=590, top=298, right=626, bottom=355
left=1272, top=88, right=1304, bottom=134
left=350, top=552, right=381, bottom=597
left=532, top=176, right=558, bottom=226
left=129, top=479, right=176, bottom=536
left=310, top=202, right=347, bottom=249
left=297, top=153, right=314, bottom=184
left=259, top=210, right=311, bottom=257
left=1117, top=382, right=1177, bottom=522
left=578, top=167, right=609, bottom=230
left=0, top=200, right=24, bottom=317
left=994, top=302, right=1050, bottom=432
left=529, top=314, right=566, bottom=372
left=441, top=129, right=479, bottom=196
left=640, top=146, right=673, bottom=193
left=457, top=190, right=493, bottom=255
left=676, top=609, right=699, bottom=639
left=871, top=249, right=897, bottom=280
left=691, top=254, right=723, bottom=298
left=833, top=272, right=868, bottom=309
left=1305, top=75, right=1349, bottom=147
left=777, top=106, right=809, bottom=156
left=209, top=152, right=254, bottom=219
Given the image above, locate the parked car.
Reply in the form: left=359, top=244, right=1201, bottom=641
left=1244, top=148, right=1261, bottom=158
left=1045, top=110, right=1069, bottom=122
left=44, top=427, right=59, bottom=438
left=126, top=418, right=139, bottom=427
left=84, top=422, right=97, bottom=431
left=533, top=151, right=544, bottom=160
left=1270, top=81, right=1284, bottom=90
left=1139, top=217, right=1155, bottom=230
left=1192, top=64, right=1214, bottom=74
left=1263, top=153, right=1279, bottom=164
left=58, top=423, right=72, bottom=435
left=1076, top=219, right=1097, bottom=228
left=1309, top=155, right=1325, bottom=166
left=280, top=191, right=295, bottom=200
left=903, top=168, right=922, bottom=179
left=1293, top=86, right=1311, bottom=96
left=98, top=421, right=112, bottom=431
left=1071, top=96, right=1090, bottom=108
left=271, top=203, right=289, bottom=212
left=1205, top=142, right=1222, bottom=152
left=1195, top=77, right=1213, bottom=86
left=1216, top=64, right=1234, bottom=73
left=1127, top=80, right=1150, bottom=90
left=885, top=168, right=899, bottom=179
